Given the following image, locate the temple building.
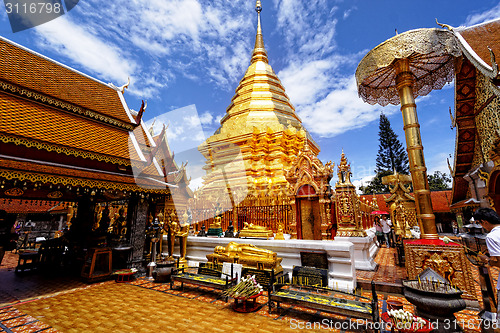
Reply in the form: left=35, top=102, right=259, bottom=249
left=444, top=19, right=500, bottom=220
left=192, top=1, right=334, bottom=239
left=0, top=37, right=191, bottom=268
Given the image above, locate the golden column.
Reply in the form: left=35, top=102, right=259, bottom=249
left=356, top=28, right=462, bottom=239
left=394, top=58, right=436, bottom=239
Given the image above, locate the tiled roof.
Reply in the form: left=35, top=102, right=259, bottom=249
left=0, top=38, right=133, bottom=124
left=457, top=19, right=500, bottom=80
left=0, top=92, right=134, bottom=162
left=360, top=190, right=452, bottom=213
left=428, top=190, right=453, bottom=212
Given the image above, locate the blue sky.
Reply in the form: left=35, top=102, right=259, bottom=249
left=1, top=0, right=499, bottom=191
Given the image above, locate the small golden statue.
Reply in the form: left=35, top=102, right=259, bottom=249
left=176, top=213, right=189, bottom=268
left=238, top=222, right=274, bottom=239
left=164, top=211, right=178, bottom=261
left=274, top=223, right=285, bottom=240
left=207, top=241, right=282, bottom=272
left=207, top=203, right=224, bottom=236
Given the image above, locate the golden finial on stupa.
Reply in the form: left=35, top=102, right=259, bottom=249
left=252, top=0, right=268, bottom=64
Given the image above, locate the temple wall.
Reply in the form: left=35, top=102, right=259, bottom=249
left=164, top=236, right=357, bottom=291
left=474, top=71, right=500, bottom=167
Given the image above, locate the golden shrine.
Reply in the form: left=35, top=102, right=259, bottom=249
left=382, top=172, right=418, bottom=238
left=191, top=1, right=335, bottom=240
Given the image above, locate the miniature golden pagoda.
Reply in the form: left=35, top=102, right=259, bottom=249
left=334, top=151, right=366, bottom=237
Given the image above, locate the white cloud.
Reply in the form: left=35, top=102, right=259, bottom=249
left=286, top=74, right=397, bottom=137
left=427, top=152, right=453, bottom=176
left=465, top=3, right=500, bottom=26
left=29, top=0, right=254, bottom=98
left=198, top=112, right=214, bottom=125
left=34, top=16, right=137, bottom=84
left=343, top=7, right=356, bottom=20
left=273, top=0, right=392, bottom=138
left=279, top=59, right=337, bottom=105
left=353, top=175, right=375, bottom=194
left=274, top=0, right=337, bottom=58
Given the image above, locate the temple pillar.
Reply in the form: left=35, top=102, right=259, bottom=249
left=127, top=195, right=149, bottom=269
left=394, top=58, right=437, bottom=239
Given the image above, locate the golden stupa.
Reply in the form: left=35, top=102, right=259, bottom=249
left=193, top=0, right=334, bottom=240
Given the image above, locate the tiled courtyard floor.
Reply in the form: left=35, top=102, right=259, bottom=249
left=0, top=246, right=494, bottom=332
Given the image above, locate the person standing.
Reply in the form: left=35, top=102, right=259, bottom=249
left=374, top=216, right=384, bottom=247
left=475, top=207, right=500, bottom=320
left=380, top=215, right=392, bottom=248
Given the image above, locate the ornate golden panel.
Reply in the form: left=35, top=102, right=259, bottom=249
left=404, top=240, right=476, bottom=299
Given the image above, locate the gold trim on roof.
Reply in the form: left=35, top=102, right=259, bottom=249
left=0, top=169, right=169, bottom=194
left=0, top=133, right=132, bottom=166
left=0, top=80, right=135, bottom=130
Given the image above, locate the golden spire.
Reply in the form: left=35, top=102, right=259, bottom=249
left=251, top=0, right=268, bottom=64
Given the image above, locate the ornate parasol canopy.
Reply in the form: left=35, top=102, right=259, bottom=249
left=356, top=28, right=462, bottom=106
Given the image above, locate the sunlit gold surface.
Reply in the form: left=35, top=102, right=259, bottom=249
left=394, top=59, right=437, bottom=239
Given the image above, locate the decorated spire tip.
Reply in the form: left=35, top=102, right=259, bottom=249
left=255, top=0, right=262, bottom=13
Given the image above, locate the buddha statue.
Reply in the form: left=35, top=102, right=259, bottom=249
left=274, top=223, right=285, bottom=240
left=207, top=241, right=282, bottom=271
left=238, top=222, right=273, bottom=239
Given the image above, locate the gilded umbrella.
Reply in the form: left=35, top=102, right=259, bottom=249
left=355, top=27, right=461, bottom=239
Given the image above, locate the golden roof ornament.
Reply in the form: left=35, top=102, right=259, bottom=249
left=336, top=150, right=352, bottom=185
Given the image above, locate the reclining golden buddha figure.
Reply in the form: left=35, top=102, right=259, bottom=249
left=238, top=222, right=274, bottom=239
left=206, top=241, right=283, bottom=271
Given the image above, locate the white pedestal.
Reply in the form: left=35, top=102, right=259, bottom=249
left=334, top=228, right=378, bottom=271
left=164, top=236, right=357, bottom=292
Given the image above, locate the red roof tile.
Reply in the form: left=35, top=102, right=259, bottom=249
left=0, top=92, right=134, bottom=162
left=0, top=38, right=133, bottom=124
left=457, top=19, right=500, bottom=80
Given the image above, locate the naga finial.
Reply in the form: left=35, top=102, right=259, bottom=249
left=119, top=77, right=130, bottom=93
left=435, top=18, right=453, bottom=31
left=488, top=46, right=499, bottom=77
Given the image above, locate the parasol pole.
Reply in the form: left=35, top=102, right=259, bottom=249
left=394, top=58, right=438, bottom=239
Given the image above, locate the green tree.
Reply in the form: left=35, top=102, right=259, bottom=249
left=427, top=171, right=452, bottom=190
left=375, top=114, right=409, bottom=175
left=360, top=114, right=409, bottom=194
